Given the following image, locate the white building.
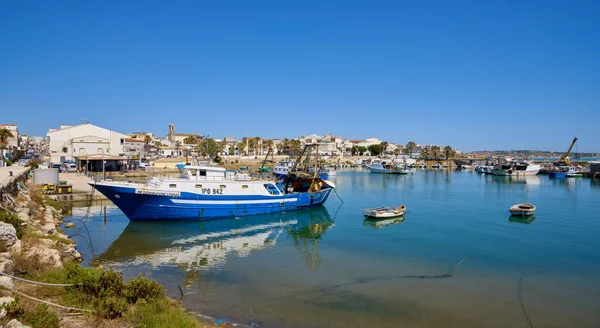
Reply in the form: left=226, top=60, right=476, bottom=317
left=46, top=124, right=129, bottom=164
left=1, top=124, right=19, bottom=149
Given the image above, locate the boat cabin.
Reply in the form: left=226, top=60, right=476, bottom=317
left=177, top=165, right=251, bottom=181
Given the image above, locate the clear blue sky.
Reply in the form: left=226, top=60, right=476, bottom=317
left=1, top=0, right=599, bottom=152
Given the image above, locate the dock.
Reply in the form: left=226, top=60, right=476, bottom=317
left=49, top=173, right=108, bottom=201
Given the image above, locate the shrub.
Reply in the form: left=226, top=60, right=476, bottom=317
left=0, top=297, right=25, bottom=319
left=5, top=159, right=12, bottom=166
left=124, top=274, right=164, bottom=303
left=21, top=304, right=59, bottom=328
left=94, top=296, right=128, bottom=319
left=79, top=268, right=125, bottom=299
left=0, top=211, right=23, bottom=238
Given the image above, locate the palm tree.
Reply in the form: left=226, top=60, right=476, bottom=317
left=431, top=145, right=441, bottom=160
left=420, top=146, right=431, bottom=159
left=290, top=139, right=302, bottom=156
left=393, top=148, right=401, bottom=158
left=380, top=142, right=389, bottom=155
left=0, top=128, right=14, bottom=166
left=175, top=141, right=181, bottom=157
left=406, top=141, right=416, bottom=155
left=143, top=135, right=153, bottom=159
left=444, top=146, right=454, bottom=160
left=155, top=142, right=162, bottom=156
left=254, top=137, right=262, bottom=155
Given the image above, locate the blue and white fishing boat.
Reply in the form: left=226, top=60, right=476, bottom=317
left=274, top=161, right=296, bottom=179
left=90, top=146, right=335, bottom=221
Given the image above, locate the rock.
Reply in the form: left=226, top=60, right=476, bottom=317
left=7, top=240, right=21, bottom=253
left=25, top=246, right=62, bottom=269
left=0, top=296, right=15, bottom=307
left=0, top=276, right=14, bottom=289
left=0, top=259, right=13, bottom=273
left=0, top=222, right=17, bottom=247
left=5, top=319, right=32, bottom=328
left=17, top=212, right=30, bottom=222
left=65, top=222, right=76, bottom=229
left=38, top=239, right=55, bottom=247
left=0, top=307, right=6, bottom=319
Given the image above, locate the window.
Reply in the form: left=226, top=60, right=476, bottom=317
left=195, top=184, right=202, bottom=188
left=79, top=148, right=85, bottom=155
left=169, top=184, right=177, bottom=188
left=200, top=170, right=207, bottom=176
left=190, top=169, right=197, bottom=176
left=97, top=148, right=104, bottom=154
left=263, top=184, right=280, bottom=195
left=242, top=185, right=248, bottom=189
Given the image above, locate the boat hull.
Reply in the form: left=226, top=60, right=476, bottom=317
left=548, top=172, right=566, bottom=178
left=92, top=183, right=332, bottom=221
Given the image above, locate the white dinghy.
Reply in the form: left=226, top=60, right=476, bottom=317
left=363, top=204, right=406, bottom=219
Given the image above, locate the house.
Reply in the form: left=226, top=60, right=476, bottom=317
left=119, top=138, right=146, bottom=158
left=1, top=124, right=19, bottom=149
left=46, top=123, right=129, bottom=164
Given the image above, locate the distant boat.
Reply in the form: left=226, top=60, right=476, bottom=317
left=368, top=161, right=410, bottom=174
left=475, top=165, right=493, bottom=174
left=492, top=161, right=540, bottom=176
left=566, top=166, right=583, bottom=178
left=509, top=203, right=536, bottom=216
left=363, top=204, right=406, bottom=219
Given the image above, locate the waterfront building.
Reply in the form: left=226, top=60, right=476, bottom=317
left=46, top=123, right=129, bottom=164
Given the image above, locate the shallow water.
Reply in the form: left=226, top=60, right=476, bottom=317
left=63, top=170, right=600, bottom=327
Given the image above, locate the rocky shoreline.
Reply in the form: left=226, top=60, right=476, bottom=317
left=0, top=179, right=220, bottom=327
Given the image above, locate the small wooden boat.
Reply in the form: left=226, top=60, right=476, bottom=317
left=363, top=204, right=406, bottom=219
left=509, top=203, right=536, bottom=216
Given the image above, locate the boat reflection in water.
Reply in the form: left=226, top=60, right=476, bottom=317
left=508, top=215, right=536, bottom=224
left=363, top=217, right=405, bottom=229
left=93, top=207, right=334, bottom=271
left=488, top=175, right=541, bottom=185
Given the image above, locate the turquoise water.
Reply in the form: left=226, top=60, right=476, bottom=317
left=63, top=170, right=600, bottom=328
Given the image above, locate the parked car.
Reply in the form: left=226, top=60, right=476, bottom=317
left=139, top=163, right=151, bottom=168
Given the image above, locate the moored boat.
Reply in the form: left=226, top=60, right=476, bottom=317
left=508, top=203, right=536, bottom=216
left=492, top=161, right=540, bottom=176
left=90, top=145, right=335, bottom=221
left=566, top=166, right=583, bottom=178
left=363, top=204, right=406, bottom=219
left=368, top=161, right=410, bottom=174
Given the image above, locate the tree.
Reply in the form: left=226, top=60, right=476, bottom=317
left=368, top=144, right=382, bottom=156
left=350, top=146, right=358, bottom=156
left=282, top=138, right=291, bottom=155
left=357, top=146, right=367, bottom=156
left=174, top=141, right=181, bottom=157
left=254, top=137, right=262, bottom=155
left=289, top=140, right=302, bottom=156
left=197, top=138, right=221, bottom=160
left=155, top=142, right=162, bottom=156
left=236, top=141, right=246, bottom=155
left=0, top=128, right=14, bottom=165
left=406, top=141, right=416, bottom=155
left=444, top=146, right=454, bottom=160
left=393, top=148, right=401, bottom=158
left=380, top=142, right=389, bottom=155
left=420, top=146, right=431, bottom=159
left=228, top=145, right=235, bottom=156
left=183, top=136, right=197, bottom=145
left=431, top=145, right=440, bottom=160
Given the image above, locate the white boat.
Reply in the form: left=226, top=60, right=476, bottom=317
left=475, top=165, right=494, bottom=173
left=492, top=161, right=540, bottom=176
left=274, top=161, right=296, bottom=179
left=509, top=203, right=536, bottom=216
left=368, top=161, right=410, bottom=174
left=363, top=204, right=406, bottom=218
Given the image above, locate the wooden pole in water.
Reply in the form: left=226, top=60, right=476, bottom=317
left=103, top=206, right=106, bottom=223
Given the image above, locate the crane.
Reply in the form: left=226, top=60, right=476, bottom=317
left=557, top=137, right=578, bottom=166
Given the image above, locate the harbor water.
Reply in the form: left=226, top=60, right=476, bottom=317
left=63, top=170, right=600, bottom=328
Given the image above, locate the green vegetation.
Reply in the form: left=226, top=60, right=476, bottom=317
left=0, top=298, right=60, bottom=328
left=0, top=210, right=23, bottom=238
